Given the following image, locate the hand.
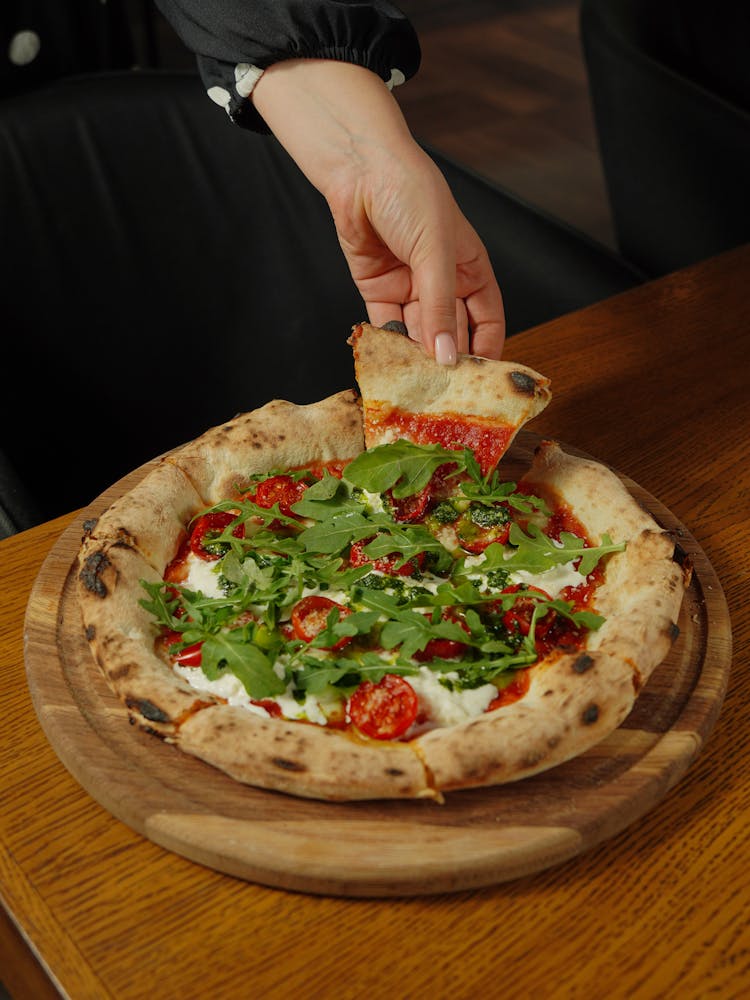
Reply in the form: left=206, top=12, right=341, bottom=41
left=252, top=60, right=505, bottom=362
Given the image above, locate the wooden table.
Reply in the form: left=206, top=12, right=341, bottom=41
left=2, top=245, right=748, bottom=999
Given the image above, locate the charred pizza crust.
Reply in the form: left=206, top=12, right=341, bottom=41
left=77, top=340, right=687, bottom=802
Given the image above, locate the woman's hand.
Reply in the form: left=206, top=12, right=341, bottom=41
left=252, top=59, right=505, bottom=362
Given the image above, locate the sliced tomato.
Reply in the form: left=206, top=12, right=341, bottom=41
left=348, top=536, right=424, bottom=577
left=498, top=585, right=585, bottom=657
left=347, top=674, right=419, bottom=740
left=499, top=584, right=552, bottom=637
left=189, top=511, right=245, bottom=561
left=413, top=610, right=470, bottom=662
left=250, top=698, right=283, bottom=718
left=252, top=474, right=309, bottom=516
left=290, top=595, right=352, bottom=650
left=164, top=537, right=191, bottom=583
left=385, top=486, right=430, bottom=523
left=456, top=518, right=510, bottom=554
left=160, top=629, right=203, bottom=667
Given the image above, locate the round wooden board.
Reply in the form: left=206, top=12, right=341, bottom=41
left=24, top=434, right=732, bottom=897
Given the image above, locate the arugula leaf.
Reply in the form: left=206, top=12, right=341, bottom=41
left=308, top=609, right=382, bottom=650
left=361, top=522, right=453, bottom=571
left=199, top=633, right=286, bottom=698
left=344, top=439, right=464, bottom=498
left=297, top=511, right=377, bottom=554
left=289, top=472, right=363, bottom=519
left=575, top=533, right=626, bottom=576
left=139, top=580, right=182, bottom=629
left=455, top=447, right=550, bottom=514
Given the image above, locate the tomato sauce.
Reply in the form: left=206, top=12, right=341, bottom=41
left=487, top=669, right=530, bottom=711
left=367, top=407, right=512, bottom=475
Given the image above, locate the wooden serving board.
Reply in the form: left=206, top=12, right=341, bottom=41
left=24, top=435, right=732, bottom=897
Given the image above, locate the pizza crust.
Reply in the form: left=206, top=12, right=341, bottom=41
left=78, top=540, right=212, bottom=737
left=167, top=390, right=364, bottom=503
left=177, top=705, right=435, bottom=801
left=80, top=459, right=204, bottom=572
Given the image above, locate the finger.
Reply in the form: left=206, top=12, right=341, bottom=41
left=455, top=300, right=470, bottom=355
left=413, top=253, right=458, bottom=365
left=454, top=218, right=506, bottom=358
left=366, top=301, right=405, bottom=331
left=466, top=279, right=506, bottom=359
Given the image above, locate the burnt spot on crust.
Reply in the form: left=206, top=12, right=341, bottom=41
left=78, top=550, right=111, bottom=598
left=82, top=517, right=98, bottom=536
left=109, top=662, right=133, bottom=683
left=673, top=542, right=690, bottom=567
left=111, top=529, right=138, bottom=549
left=572, top=654, right=594, bottom=674
left=385, top=767, right=405, bottom=777
left=668, top=622, right=681, bottom=642
left=509, top=370, right=539, bottom=395
left=582, top=704, right=600, bottom=725
left=141, top=725, right=169, bottom=740
left=125, top=697, right=170, bottom=724
left=85, top=625, right=96, bottom=641
left=520, top=749, right=547, bottom=769
left=381, top=320, right=408, bottom=336
left=271, top=757, right=307, bottom=773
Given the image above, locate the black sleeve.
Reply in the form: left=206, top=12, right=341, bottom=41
left=154, top=0, right=421, bottom=132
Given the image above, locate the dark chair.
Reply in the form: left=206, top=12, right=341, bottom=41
left=0, top=69, right=642, bottom=539
left=580, top=0, right=750, bottom=277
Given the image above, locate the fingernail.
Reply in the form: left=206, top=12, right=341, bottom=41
left=434, top=332, right=457, bottom=366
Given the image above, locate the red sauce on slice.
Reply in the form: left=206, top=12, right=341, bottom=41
left=367, top=407, right=513, bottom=476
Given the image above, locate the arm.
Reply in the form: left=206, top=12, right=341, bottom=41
left=252, top=59, right=505, bottom=361
left=155, top=1, right=505, bottom=361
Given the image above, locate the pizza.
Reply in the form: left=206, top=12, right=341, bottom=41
left=77, top=323, right=689, bottom=802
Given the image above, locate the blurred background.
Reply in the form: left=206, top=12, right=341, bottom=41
left=2, top=0, right=613, bottom=246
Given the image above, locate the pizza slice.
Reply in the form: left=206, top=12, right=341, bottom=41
left=348, top=323, right=552, bottom=474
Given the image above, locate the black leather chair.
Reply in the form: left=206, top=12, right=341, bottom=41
left=0, top=69, right=642, bottom=539
left=580, top=0, right=750, bottom=277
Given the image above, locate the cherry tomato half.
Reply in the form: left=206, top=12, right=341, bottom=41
left=252, top=474, right=309, bottom=516
left=348, top=537, right=424, bottom=577
left=160, top=629, right=203, bottom=667
left=499, top=584, right=552, bottom=637
left=413, top=610, right=470, bottom=662
left=164, top=537, right=191, bottom=583
left=385, top=487, right=430, bottom=523
left=347, top=674, right=419, bottom=740
left=290, top=595, right=352, bottom=651
left=456, top=519, right=511, bottom=554
left=189, top=511, right=245, bottom=561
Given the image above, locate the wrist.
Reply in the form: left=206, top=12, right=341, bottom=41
left=251, top=59, right=416, bottom=199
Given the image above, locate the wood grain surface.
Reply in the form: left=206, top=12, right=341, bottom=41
left=23, top=434, right=731, bottom=897
left=2, top=246, right=749, bottom=1000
